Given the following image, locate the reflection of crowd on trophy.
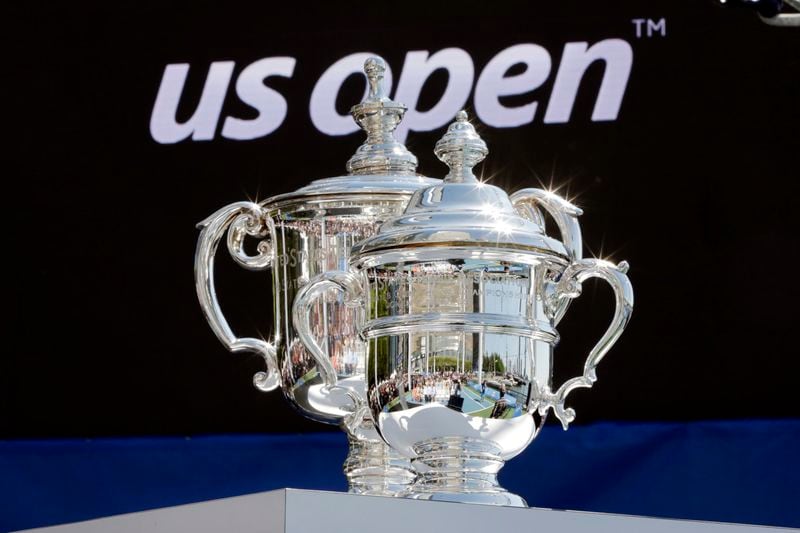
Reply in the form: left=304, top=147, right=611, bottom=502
left=306, top=298, right=361, bottom=377
left=373, top=379, right=399, bottom=408
left=409, top=372, right=464, bottom=404
left=366, top=367, right=520, bottom=418
left=286, top=218, right=379, bottom=239
left=283, top=339, right=314, bottom=383
left=369, top=371, right=467, bottom=409
left=369, top=372, right=409, bottom=412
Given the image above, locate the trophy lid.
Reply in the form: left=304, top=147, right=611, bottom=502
left=352, top=111, right=569, bottom=259
left=263, top=57, right=438, bottom=209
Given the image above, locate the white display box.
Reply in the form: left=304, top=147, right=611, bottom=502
left=16, top=489, right=786, bottom=533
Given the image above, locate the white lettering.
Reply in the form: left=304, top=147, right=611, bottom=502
left=544, top=39, right=633, bottom=123
left=221, top=57, right=296, bottom=140
left=648, top=18, right=666, bottom=37
left=310, top=52, right=393, bottom=136
left=393, top=48, right=474, bottom=143
left=632, top=19, right=646, bottom=38
left=151, top=39, right=636, bottom=144
left=474, top=44, right=551, bottom=128
left=150, top=62, right=235, bottom=144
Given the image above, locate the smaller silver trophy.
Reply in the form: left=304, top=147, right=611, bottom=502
left=293, top=111, right=634, bottom=506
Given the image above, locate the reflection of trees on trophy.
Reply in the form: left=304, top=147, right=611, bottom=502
left=484, top=353, right=505, bottom=376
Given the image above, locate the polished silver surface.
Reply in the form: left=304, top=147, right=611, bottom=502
left=293, top=111, right=633, bottom=506
left=347, top=57, right=418, bottom=175
left=352, top=112, right=570, bottom=258
left=194, top=57, right=440, bottom=495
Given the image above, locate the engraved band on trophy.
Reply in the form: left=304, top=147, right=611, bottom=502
left=292, top=111, right=634, bottom=506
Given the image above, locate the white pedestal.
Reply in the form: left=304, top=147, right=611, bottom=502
left=15, top=489, right=784, bottom=533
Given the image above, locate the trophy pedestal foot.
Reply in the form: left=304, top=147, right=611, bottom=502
left=406, top=437, right=527, bottom=507
left=344, top=435, right=417, bottom=496
left=404, top=489, right=528, bottom=507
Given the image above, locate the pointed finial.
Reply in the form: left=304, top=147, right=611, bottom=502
left=346, top=56, right=417, bottom=175
left=434, top=110, right=488, bottom=183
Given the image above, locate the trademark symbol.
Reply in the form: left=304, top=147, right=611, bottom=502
left=632, top=18, right=666, bottom=38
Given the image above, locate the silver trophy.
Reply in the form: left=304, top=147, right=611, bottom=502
left=195, top=57, right=438, bottom=495
left=293, top=111, right=634, bottom=506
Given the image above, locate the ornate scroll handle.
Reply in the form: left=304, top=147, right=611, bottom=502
left=533, top=258, right=633, bottom=430
left=194, top=202, right=279, bottom=392
left=292, top=270, right=365, bottom=389
left=510, top=188, right=583, bottom=325
left=509, top=188, right=583, bottom=261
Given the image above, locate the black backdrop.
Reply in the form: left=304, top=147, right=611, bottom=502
left=6, top=1, right=800, bottom=438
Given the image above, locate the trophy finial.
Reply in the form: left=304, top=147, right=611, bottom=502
left=347, top=56, right=418, bottom=176
left=434, top=110, right=488, bottom=183
left=364, top=57, right=387, bottom=101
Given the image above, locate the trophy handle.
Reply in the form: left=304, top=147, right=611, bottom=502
left=194, top=202, right=280, bottom=392
left=509, top=188, right=583, bottom=261
left=534, top=258, right=634, bottom=429
left=510, top=188, right=583, bottom=326
left=292, top=270, right=365, bottom=389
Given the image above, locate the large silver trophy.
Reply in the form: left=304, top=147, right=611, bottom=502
left=293, top=112, right=634, bottom=506
left=195, top=57, right=438, bottom=495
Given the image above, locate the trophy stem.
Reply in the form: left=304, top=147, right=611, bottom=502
left=406, top=437, right=527, bottom=507
left=343, top=434, right=417, bottom=496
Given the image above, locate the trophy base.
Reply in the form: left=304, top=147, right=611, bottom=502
left=344, top=434, right=417, bottom=496
left=405, top=489, right=528, bottom=507
left=406, top=436, right=527, bottom=507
